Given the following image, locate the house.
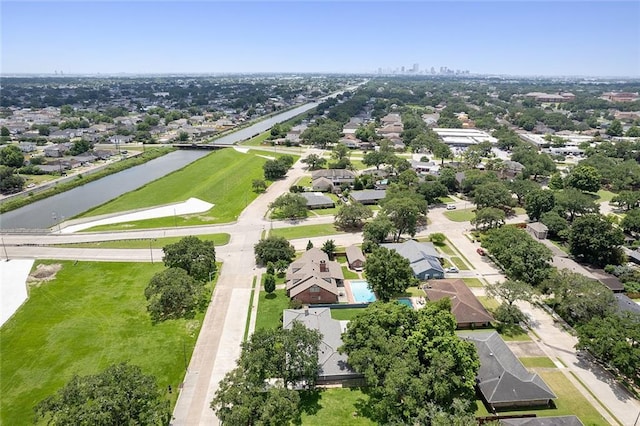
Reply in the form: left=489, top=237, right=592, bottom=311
left=410, top=159, right=440, bottom=175
left=502, top=160, right=525, bottom=178
left=459, top=331, right=556, bottom=410
left=19, top=142, right=37, bottom=153
left=72, top=153, right=97, bottom=164
left=526, top=222, right=548, bottom=240
left=499, top=416, right=583, bottom=426
left=424, top=279, right=493, bottom=328
left=300, top=192, right=335, bottom=209
left=44, top=143, right=70, bottom=157
left=283, top=308, right=363, bottom=384
left=345, top=245, right=365, bottom=271
left=349, top=189, right=386, bottom=205
left=614, top=294, right=640, bottom=317
left=623, top=247, right=640, bottom=265
left=286, top=248, right=344, bottom=305
left=109, top=135, right=134, bottom=144
left=381, top=240, right=444, bottom=280
left=311, top=176, right=334, bottom=192
left=311, top=169, right=356, bottom=186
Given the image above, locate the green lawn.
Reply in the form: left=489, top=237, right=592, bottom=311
left=269, top=223, right=344, bottom=240
left=80, top=149, right=290, bottom=228
left=444, top=208, right=475, bottom=222
left=300, top=388, right=374, bottom=425
left=499, top=324, right=532, bottom=341
left=462, top=278, right=485, bottom=287
left=342, top=266, right=360, bottom=279
left=296, top=176, right=312, bottom=187
left=240, top=131, right=271, bottom=146
left=450, top=256, right=469, bottom=270
left=0, top=260, right=214, bottom=425
left=477, top=296, right=500, bottom=312
left=53, top=233, right=230, bottom=249
left=434, top=242, right=456, bottom=256
left=255, top=290, right=289, bottom=330
left=596, top=189, right=617, bottom=202
left=438, top=196, right=455, bottom=204
left=396, top=286, right=425, bottom=297
left=520, top=357, right=557, bottom=368
left=330, top=308, right=368, bottom=321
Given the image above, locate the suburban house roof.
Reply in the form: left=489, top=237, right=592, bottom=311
left=527, top=222, right=548, bottom=233
left=345, top=245, right=365, bottom=265
left=349, top=189, right=386, bottom=203
left=286, top=248, right=343, bottom=297
left=500, top=416, right=583, bottom=426
left=311, top=169, right=356, bottom=181
left=458, top=331, right=556, bottom=405
left=424, top=279, right=494, bottom=325
left=283, top=308, right=360, bottom=380
left=300, top=192, right=334, bottom=208
left=614, top=294, right=640, bottom=316
left=381, top=240, right=444, bottom=277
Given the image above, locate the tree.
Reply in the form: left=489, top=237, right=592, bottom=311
left=69, top=139, right=91, bottom=156
left=569, top=214, right=625, bottom=266
left=364, top=247, right=417, bottom=301
left=611, top=190, right=640, bottom=211
left=555, top=188, right=599, bottom=221
left=163, top=236, right=217, bottom=282
left=417, top=181, right=448, bottom=205
left=334, top=203, right=373, bottom=230
left=35, top=363, right=170, bottom=425
left=0, top=145, right=24, bottom=168
left=548, top=172, right=564, bottom=190
left=263, top=158, right=289, bottom=180
left=362, top=150, right=388, bottom=170
left=381, top=193, right=427, bottom=242
left=340, top=301, right=479, bottom=424
left=274, top=259, right=288, bottom=275
left=486, top=280, right=533, bottom=325
left=524, top=188, right=555, bottom=221
left=471, top=207, right=506, bottom=230
left=621, top=208, right=640, bottom=234
left=254, top=236, right=295, bottom=266
left=0, top=126, right=9, bottom=137
left=432, top=142, right=453, bottom=165
left=321, top=239, right=336, bottom=260
left=625, top=125, right=640, bottom=137
left=483, top=226, right=553, bottom=286
left=429, top=232, right=446, bottom=245
left=252, top=179, right=266, bottom=193
left=576, top=313, right=640, bottom=385
left=363, top=213, right=394, bottom=244
left=145, top=268, right=206, bottom=322
left=547, top=270, right=615, bottom=326
left=331, top=142, right=349, bottom=161
left=306, top=240, right=313, bottom=251
left=0, top=165, right=25, bottom=194
left=301, top=153, right=326, bottom=170
left=473, top=181, right=514, bottom=210
left=564, top=164, right=601, bottom=193
left=508, top=178, right=538, bottom=206
left=606, top=119, right=623, bottom=136
left=438, top=167, right=458, bottom=193
left=541, top=211, right=570, bottom=239
left=264, top=274, right=276, bottom=294
left=269, top=193, right=308, bottom=220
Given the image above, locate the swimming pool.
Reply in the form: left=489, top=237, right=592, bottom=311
left=396, top=298, right=414, bottom=309
left=350, top=280, right=376, bottom=303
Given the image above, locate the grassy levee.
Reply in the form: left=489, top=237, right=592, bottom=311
left=0, top=148, right=173, bottom=214
left=79, top=149, right=297, bottom=230
left=0, top=260, right=218, bottom=424
left=53, top=233, right=230, bottom=249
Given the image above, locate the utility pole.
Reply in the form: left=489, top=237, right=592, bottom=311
left=1, top=235, right=9, bottom=261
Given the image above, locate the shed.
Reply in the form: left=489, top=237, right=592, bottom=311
left=345, top=245, right=365, bottom=271
left=526, top=222, right=548, bottom=240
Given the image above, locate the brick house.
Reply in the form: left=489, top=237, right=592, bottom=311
left=286, top=248, right=344, bottom=305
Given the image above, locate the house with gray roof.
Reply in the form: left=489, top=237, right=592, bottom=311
left=614, top=293, right=640, bottom=317
left=500, top=416, right=583, bottom=426
left=381, top=240, right=444, bottom=280
left=300, top=192, right=335, bottom=209
left=286, top=248, right=344, bottom=305
left=459, top=331, right=556, bottom=410
left=425, top=279, right=493, bottom=328
left=349, top=189, right=386, bottom=205
left=311, top=169, right=356, bottom=186
left=345, top=245, right=365, bottom=271
left=283, top=308, right=362, bottom=384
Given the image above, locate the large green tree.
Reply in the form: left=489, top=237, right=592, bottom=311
left=621, top=208, right=640, bottom=234
left=564, top=164, right=601, bottom=193
left=0, top=165, right=25, bottom=194
left=362, top=213, right=394, bottom=244
left=340, top=301, right=479, bottom=424
left=486, top=280, right=532, bottom=325
left=364, top=246, right=418, bottom=301
left=471, top=207, right=506, bottom=230
left=35, top=363, right=170, bottom=425
left=301, top=153, right=326, bottom=170
left=145, top=267, right=207, bottom=322
left=254, top=236, right=295, bottom=266
left=163, top=236, right=217, bottom=282
left=554, top=188, right=599, bottom=221
left=0, top=145, right=24, bottom=168
left=473, top=181, right=514, bottom=210
left=524, top=188, right=555, bottom=221
left=334, top=203, right=373, bottom=230
left=269, top=193, right=308, bottom=220
left=569, top=214, right=625, bottom=266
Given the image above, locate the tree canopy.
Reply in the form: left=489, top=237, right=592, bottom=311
left=269, top=193, right=308, bottom=220
left=340, top=301, right=479, bottom=424
left=334, top=203, right=373, bottom=230
left=35, top=363, right=170, bottom=425
left=254, top=236, right=295, bottom=266
left=163, top=236, right=217, bottom=282
left=145, top=267, right=207, bottom=322
left=564, top=164, right=601, bottom=193
left=364, top=246, right=418, bottom=302
left=0, top=144, right=24, bottom=168
left=524, top=188, right=555, bottom=221
left=568, top=214, right=625, bottom=266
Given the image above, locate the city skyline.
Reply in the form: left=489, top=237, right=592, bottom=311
left=2, top=1, right=639, bottom=77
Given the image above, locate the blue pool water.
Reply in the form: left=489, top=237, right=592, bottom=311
left=350, top=280, right=376, bottom=303
left=397, top=298, right=414, bottom=309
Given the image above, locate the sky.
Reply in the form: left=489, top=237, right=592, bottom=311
left=2, top=1, right=639, bottom=77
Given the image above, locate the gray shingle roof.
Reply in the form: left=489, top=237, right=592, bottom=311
left=345, top=245, right=365, bottom=264
left=500, top=416, right=583, bottom=426
left=381, top=240, right=444, bottom=277
left=458, top=331, right=556, bottom=405
left=349, top=189, right=386, bottom=203
left=614, top=293, right=640, bottom=316
left=300, top=192, right=334, bottom=208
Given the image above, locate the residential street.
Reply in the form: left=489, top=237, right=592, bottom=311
left=2, top=159, right=639, bottom=425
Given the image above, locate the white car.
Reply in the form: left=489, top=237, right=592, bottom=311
left=446, top=204, right=457, bottom=210
left=445, top=267, right=459, bottom=273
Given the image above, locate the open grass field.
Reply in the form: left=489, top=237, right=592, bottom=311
left=269, top=223, right=344, bottom=240
left=53, top=233, right=230, bottom=249
left=80, top=149, right=292, bottom=229
left=520, top=357, right=557, bottom=368
left=255, top=289, right=289, bottom=330
left=444, top=208, right=475, bottom=222
left=0, top=260, right=215, bottom=425
left=300, top=388, right=374, bottom=425
left=476, top=372, right=608, bottom=426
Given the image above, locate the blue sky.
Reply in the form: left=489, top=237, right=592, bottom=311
left=2, top=1, right=639, bottom=77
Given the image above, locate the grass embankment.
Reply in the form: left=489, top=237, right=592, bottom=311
left=0, top=260, right=217, bottom=424
left=53, top=233, right=230, bottom=249
left=81, top=149, right=296, bottom=230
left=269, top=223, right=344, bottom=240
left=0, top=148, right=173, bottom=214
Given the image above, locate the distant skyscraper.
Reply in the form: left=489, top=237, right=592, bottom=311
left=431, top=67, right=436, bottom=75
left=401, top=66, right=405, bottom=73
left=413, top=63, right=419, bottom=73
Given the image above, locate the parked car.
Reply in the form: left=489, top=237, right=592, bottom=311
left=446, top=204, right=457, bottom=210
left=477, top=248, right=486, bottom=256
left=445, top=267, right=459, bottom=273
